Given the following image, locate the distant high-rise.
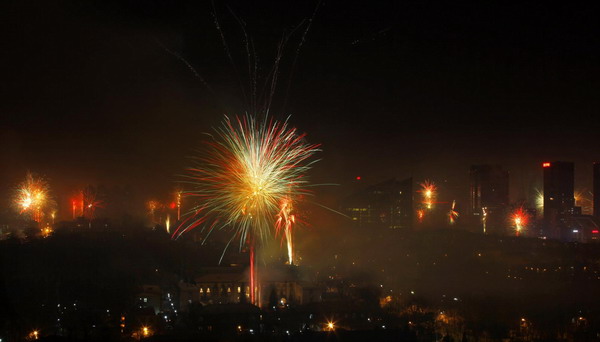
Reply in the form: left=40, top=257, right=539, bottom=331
left=469, top=165, right=509, bottom=234
left=594, top=163, right=600, bottom=219
left=469, top=165, right=510, bottom=213
left=543, top=161, right=575, bottom=239
left=342, top=177, right=413, bottom=229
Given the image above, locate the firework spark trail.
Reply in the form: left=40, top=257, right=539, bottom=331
left=535, top=188, right=544, bottom=211
left=482, top=207, right=488, bottom=234
left=276, top=197, right=296, bottom=265
left=282, top=0, right=321, bottom=112
left=212, top=3, right=320, bottom=117
left=176, top=190, right=183, bottom=220
left=224, top=4, right=256, bottom=113
left=249, top=242, right=257, bottom=304
left=156, top=40, right=215, bottom=95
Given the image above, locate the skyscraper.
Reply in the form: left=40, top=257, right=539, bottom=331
left=469, top=165, right=509, bottom=234
left=342, top=177, right=413, bottom=229
left=469, top=165, right=510, bottom=213
left=594, top=163, right=600, bottom=219
left=543, top=161, right=575, bottom=239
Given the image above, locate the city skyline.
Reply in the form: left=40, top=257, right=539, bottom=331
left=4, top=159, right=600, bottom=224
left=3, top=1, right=600, bottom=215
left=2, top=1, right=600, bottom=340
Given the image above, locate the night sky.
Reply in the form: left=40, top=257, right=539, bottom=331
left=2, top=0, right=600, bottom=219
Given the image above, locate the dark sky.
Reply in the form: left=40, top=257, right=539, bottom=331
left=2, top=0, right=600, bottom=219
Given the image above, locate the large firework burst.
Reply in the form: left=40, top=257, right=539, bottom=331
left=173, top=115, right=320, bottom=247
left=173, top=115, right=319, bottom=304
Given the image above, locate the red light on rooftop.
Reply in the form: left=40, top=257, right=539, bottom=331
left=356, top=176, right=361, bottom=180
left=169, top=202, right=176, bottom=209
left=542, top=162, right=551, bottom=168
left=593, top=230, right=599, bottom=234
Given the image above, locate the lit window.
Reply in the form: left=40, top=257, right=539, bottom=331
left=199, top=288, right=204, bottom=294
left=238, top=286, right=241, bottom=293
left=227, top=287, right=231, bottom=293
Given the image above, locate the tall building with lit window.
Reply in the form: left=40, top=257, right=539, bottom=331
left=543, top=161, right=575, bottom=239
left=342, top=177, right=413, bottom=229
left=594, top=162, right=600, bottom=219
left=469, top=165, right=509, bottom=234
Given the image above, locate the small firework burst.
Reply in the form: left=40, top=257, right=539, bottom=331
left=448, top=200, right=459, bottom=225
left=419, top=180, right=437, bottom=210
left=511, top=207, right=529, bottom=237
left=14, top=172, right=53, bottom=222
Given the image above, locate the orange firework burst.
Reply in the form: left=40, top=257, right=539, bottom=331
left=448, top=200, right=459, bottom=225
left=14, top=172, right=52, bottom=222
left=511, top=207, right=528, bottom=237
left=420, top=180, right=437, bottom=210
left=416, top=209, right=425, bottom=223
